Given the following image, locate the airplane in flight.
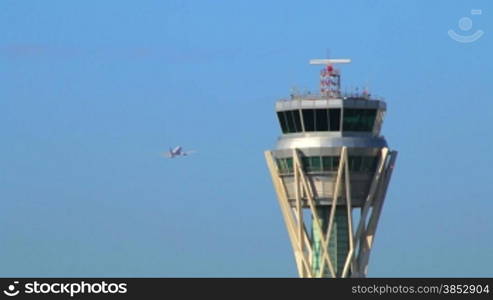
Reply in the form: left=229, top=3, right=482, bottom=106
left=164, top=146, right=196, bottom=158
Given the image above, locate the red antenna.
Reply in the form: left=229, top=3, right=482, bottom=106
left=310, top=59, right=351, bottom=98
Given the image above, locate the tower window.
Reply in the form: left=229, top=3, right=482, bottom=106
left=315, top=109, right=329, bottom=131
left=290, top=110, right=302, bottom=132
left=285, top=111, right=296, bottom=133
left=329, top=108, right=341, bottom=131
left=277, top=110, right=303, bottom=133
left=277, top=112, right=288, bottom=133
left=302, top=109, right=315, bottom=132
left=276, top=157, right=294, bottom=174
left=293, top=156, right=377, bottom=173
left=302, top=108, right=341, bottom=132
left=343, top=109, right=377, bottom=132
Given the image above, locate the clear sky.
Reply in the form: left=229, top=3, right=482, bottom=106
left=1, top=0, right=492, bottom=277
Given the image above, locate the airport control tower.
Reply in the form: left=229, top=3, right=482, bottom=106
left=264, top=58, right=397, bottom=278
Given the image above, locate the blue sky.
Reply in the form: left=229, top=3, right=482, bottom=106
left=1, top=0, right=492, bottom=277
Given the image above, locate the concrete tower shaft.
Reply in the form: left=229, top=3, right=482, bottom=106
left=265, top=59, right=397, bottom=278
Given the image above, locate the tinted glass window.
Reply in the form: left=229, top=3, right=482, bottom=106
left=286, top=158, right=293, bottom=172
left=278, top=110, right=303, bottom=133
left=277, top=112, right=288, bottom=133
left=310, top=157, right=322, bottom=172
left=343, top=109, right=377, bottom=131
left=329, top=109, right=341, bottom=131
left=315, top=109, right=329, bottom=131
left=276, top=158, right=294, bottom=174
left=301, top=156, right=322, bottom=172
left=321, top=156, right=341, bottom=171
left=281, top=155, right=379, bottom=174
left=302, top=109, right=315, bottom=131
left=276, top=159, right=285, bottom=172
left=299, top=156, right=344, bottom=172
left=290, top=110, right=302, bottom=132
left=285, top=111, right=295, bottom=133
left=322, top=157, right=332, bottom=171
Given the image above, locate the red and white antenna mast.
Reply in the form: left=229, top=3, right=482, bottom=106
left=309, top=58, right=351, bottom=98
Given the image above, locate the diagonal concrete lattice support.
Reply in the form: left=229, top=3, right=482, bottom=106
left=265, top=147, right=397, bottom=278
